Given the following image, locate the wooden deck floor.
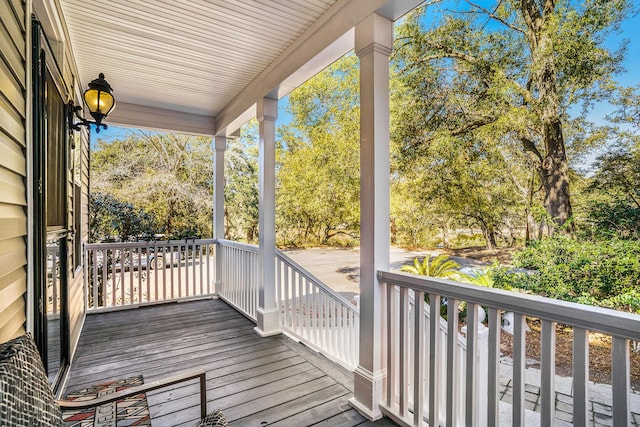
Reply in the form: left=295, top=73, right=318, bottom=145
left=65, top=299, right=396, bottom=426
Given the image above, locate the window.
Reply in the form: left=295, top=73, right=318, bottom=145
left=45, top=71, right=66, bottom=229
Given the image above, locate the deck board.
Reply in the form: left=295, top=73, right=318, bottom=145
left=65, top=299, right=396, bottom=426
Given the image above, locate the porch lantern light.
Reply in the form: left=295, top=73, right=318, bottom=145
left=68, top=73, right=116, bottom=133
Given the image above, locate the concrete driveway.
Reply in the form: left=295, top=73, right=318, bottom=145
left=282, top=246, right=487, bottom=300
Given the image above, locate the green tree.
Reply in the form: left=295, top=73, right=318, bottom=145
left=391, top=127, right=531, bottom=248
left=91, top=131, right=213, bottom=239
left=89, top=192, right=154, bottom=242
left=277, top=55, right=360, bottom=246
left=393, top=0, right=632, bottom=232
left=579, top=148, right=640, bottom=240
left=574, top=85, right=640, bottom=240
left=224, top=122, right=260, bottom=243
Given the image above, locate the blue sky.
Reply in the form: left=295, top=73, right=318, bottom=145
left=96, top=3, right=640, bottom=147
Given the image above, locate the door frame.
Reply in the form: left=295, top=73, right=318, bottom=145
left=31, top=17, right=71, bottom=393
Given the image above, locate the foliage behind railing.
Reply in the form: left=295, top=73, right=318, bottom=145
left=84, top=239, right=216, bottom=310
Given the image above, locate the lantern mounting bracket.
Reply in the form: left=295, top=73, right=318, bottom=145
left=68, top=102, right=108, bottom=133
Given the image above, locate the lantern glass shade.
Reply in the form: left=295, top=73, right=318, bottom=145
left=69, top=73, right=115, bottom=133
left=83, top=88, right=115, bottom=118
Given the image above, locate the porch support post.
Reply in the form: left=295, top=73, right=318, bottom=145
left=255, top=97, right=280, bottom=336
left=213, top=135, right=226, bottom=295
left=350, top=13, right=393, bottom=421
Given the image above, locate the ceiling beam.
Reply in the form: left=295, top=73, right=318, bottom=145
left=107, top=102, right=216, bottom=136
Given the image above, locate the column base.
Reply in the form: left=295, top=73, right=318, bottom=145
left=213, top=280, right=222, bottom=296
left=254, top=307, right=281, bottom=337
left=349, top=365, right=385, bottom=421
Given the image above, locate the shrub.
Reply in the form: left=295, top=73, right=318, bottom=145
left=491, top=236, right=640, bottom=313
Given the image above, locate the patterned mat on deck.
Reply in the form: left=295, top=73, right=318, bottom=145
left=62, top=376, right=151, bottom=426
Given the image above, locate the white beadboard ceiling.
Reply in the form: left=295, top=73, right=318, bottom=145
left=58, top=0, right=424, bottom=135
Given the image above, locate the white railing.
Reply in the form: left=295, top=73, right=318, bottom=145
left=276, top=250, right=359, bottom=370
left=217, top=239, right=259, bottom=321
left=379, top=270, right=640, bottom=427
left=386, top=285, right=475, bottom=427
left=84, top=239, right=216, bottom=311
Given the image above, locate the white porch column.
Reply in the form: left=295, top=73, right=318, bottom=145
left=213, top=135, right=226, bottom=295
left=255, top=97, right=280, bottom=336
left=350, top=13, right=393, bottom=421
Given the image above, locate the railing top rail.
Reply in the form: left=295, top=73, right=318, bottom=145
left=85, top=238, right=216, bottom=250
left=276, top=249, right=359, bottom=315
left=379, top=270, right=640, bottom=341
left=217, top=239, right=260, bottom=253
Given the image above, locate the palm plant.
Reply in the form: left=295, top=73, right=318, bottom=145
left=400, top=254, right=469, bottom=319
left=401, top=254, right=464, bottom=279
left=464, top=270, right=494, bottom=287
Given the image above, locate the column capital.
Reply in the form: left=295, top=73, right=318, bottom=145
left=214, top=135, right=227, bottom=151
left=355, top=13, right=393, bottom=58
left=257, top=97, right=278, bottom=123
left=355, top=43, right=393, bottom=59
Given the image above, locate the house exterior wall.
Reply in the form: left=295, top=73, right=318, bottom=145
left=0, top=0, right=88, bottom=363
left=0, top=0, right=28, bottom=343
left=67, top=128, right=89, bottom=357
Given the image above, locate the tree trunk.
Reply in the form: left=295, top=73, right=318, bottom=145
left=521, top=0, right=573, bottom=232
left=440, top=222, right=450, bottom=248
left=539, top=132, right=573, bottom=232
left=486, top=227, right=498, bottom=249
left=480, top=220, right=498, bottom=250
left=165, top=200, right=174, bottom=236
left=390, top=217, right=397, bottom=244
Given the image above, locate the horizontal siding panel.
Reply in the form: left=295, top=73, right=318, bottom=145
left=0, top=310, right=25, bottom=343
left=0, top=0, right=26, bottom=346
left=0, top=0, right=25, bottom=61
left=0, top=58, right=26, bottom=114
left=0, top=217, right=26, bottom=240
left=0, top=131, right=26, bottom=175
left=0, top=267, right=25, bottom=313
left=0, top=236, right=26, bottom=279
left=0, top=23, right=24, bottom=88
left=7, top=0, right=25, bottom=32
left=0, top=296, right=24, bottom=335
left=0, top=167, right=26, bottom=205
left=0, top=100, right=25, bottom=146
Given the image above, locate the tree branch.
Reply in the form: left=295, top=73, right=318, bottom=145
left=412, top=44, right=535, bottom=105
left=520, top=0, right=543, bottom=31
left=520, top=135, right=544, bottom=164
left=464, top=0, right=526, bottom=34
left=543, top=0, right=555, bottom=17
left=450, top=115, right=499, bottom=135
